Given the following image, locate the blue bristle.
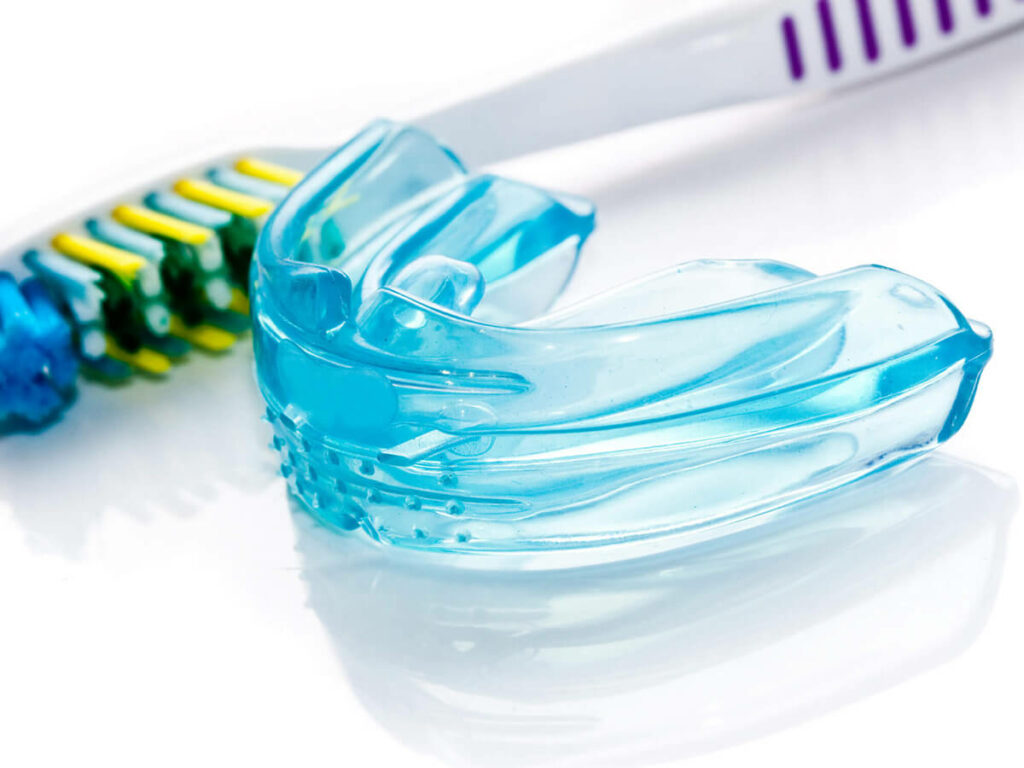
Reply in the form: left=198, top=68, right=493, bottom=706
left=0, top=272, right=78, bottom=426
left=145, top=191, right=232, bottom=229
left=207, top=167, right=289, bottom=202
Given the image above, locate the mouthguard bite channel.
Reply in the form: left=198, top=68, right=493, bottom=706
left=254, top=120, right=992, bottom=566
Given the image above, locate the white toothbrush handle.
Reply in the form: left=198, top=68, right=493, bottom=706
left=418, top=0, right=1024, bottom=164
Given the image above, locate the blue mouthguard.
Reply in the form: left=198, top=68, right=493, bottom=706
left=254, top=120, right=992, bottom=565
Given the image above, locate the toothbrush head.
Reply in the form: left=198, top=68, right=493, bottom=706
left=0, top=152, right=318, bottom=427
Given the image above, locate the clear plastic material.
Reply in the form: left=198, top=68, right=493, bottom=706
left=254, top=120, right=993, bottom=566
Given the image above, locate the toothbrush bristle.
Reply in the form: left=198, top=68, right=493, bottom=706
left=1, top=154, right=302, bottom=428
left=0, top=272, right=79, bottom=426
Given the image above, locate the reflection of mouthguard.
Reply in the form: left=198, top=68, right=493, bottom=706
left=254, top=120, right=992, bottom=564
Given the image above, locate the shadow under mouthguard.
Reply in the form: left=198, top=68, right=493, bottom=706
left=253, top=120, right=992, bottom=565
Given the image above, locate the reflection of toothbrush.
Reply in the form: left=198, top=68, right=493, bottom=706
left=2, top=0, right=1022, bottom=425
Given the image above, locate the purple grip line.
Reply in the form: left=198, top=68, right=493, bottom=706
left=818, top=0, right=843, bottom=71
left=976, top=0, right=992, bottom=16
left=856, top=0, right=881, bottom=61
left=897, top=0, right=918, bottom=47
left=782, top=16, right=805, bottom=80
left=936, top=0, right=955, bottom=33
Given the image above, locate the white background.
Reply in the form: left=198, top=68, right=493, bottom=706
left=1, top=1, right=1022, bottom=766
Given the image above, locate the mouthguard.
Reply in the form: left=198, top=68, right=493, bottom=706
left=253, top=120, right=992, bottom=565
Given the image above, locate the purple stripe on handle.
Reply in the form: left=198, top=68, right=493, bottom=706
left=936, top=0, right=955, bottom=33
left=976, top=0, right=992, bottom=16
left=856, top=0, right=881, bottom=61
left=818, top=0, right=843, bottom=71
left=782, top=17, right=805, bottom=80
left=897, top=0, right=917, bottom=47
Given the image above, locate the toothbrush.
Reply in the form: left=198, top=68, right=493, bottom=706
left=1, top=0, right=1021, bottom=426
left=420, top=0, right=1024, bottom=163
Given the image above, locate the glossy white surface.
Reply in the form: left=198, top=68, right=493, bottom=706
left=1, top=2, right=1022, bottom=766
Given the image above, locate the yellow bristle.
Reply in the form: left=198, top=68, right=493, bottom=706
left=174, top=179, right=273, bottom=219
left=112, top=205, right=213, bottom=245
left=105, top=338, right=172, bottom=375
left=168, top=316, right=236, bottom=352
left=52, top=233, right=147, bottom=282
left=235, top=157, right=303, bottom=187
left=228, top=287, right=250, bottom=315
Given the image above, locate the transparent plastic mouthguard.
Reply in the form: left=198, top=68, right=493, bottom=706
left=254, top=119, right=992, bottom=563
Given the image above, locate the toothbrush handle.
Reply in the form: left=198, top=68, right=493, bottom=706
left=418, top=0, right=1024, bottom=164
